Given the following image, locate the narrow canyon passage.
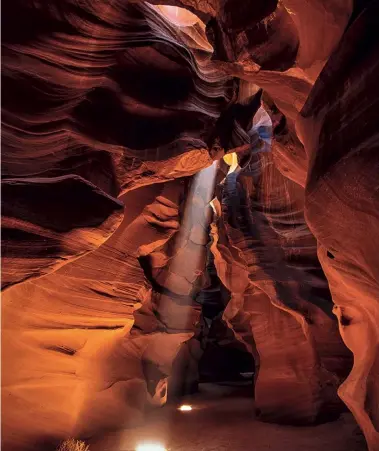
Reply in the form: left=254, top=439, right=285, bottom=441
left=2, top=1, right=379, bottom=451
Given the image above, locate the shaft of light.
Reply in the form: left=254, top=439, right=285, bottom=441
left=164, top=161, right=218, bottom=321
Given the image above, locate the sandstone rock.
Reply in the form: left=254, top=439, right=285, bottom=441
left=1, top=1, right=378, bottom=450
left=1, top=176, right=124, bottom=290
left=299, top=2, right=379, bottom=448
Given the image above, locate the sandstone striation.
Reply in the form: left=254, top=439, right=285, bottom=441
left=1, top=1, right=378, bottom=450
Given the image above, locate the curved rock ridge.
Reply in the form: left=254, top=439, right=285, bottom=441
left=210, top=131, right=352, bottom=424
left=2, top=1, right=240, bottom=196
left=1, top=0, right=379, bottom=450
left=2, top=181, right=190, bottom=450
left=1, top=175, right=124, bottom=290
left=1, top=2, right=246, bottom=447
left=299, top=2, right=379, bottom=449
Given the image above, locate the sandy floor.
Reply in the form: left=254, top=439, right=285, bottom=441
left=89, top=383, right=367, bottom=451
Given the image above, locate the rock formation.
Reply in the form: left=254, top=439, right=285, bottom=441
left=1, top=1, right=379, bottom=450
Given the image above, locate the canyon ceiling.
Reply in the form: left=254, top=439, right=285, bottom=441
left=1, top=1, right=379, bottom=451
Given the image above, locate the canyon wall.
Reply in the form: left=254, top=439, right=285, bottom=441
left=2, top=1, right=379, bottom=450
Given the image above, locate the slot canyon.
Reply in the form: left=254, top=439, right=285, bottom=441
left=1, top=1, right=379, bottom=450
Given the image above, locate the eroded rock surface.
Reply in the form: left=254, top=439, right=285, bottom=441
left=211, top=142, right=352, bottom=424
left=300, top=3, right=379, bottom=448
left=1, top=0, right=378, bottom=450
left=1, top=176, right=124, bottom=290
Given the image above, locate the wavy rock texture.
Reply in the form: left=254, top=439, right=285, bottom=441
left=210, top=143, right=352, bottom=424
left=299, top=3, right=379, bottom=449
left=1, top=176, right=124, bottom=290
left=1, top=0, right=379, bottom=450
left=2, top=183, right=179, bottom=449
left=2, top=1, right=238, bottom=195
left=1, top=3, right=239, bottom=447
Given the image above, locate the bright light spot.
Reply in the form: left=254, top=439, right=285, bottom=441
left=156, top=5, right=199, bottom=27
left=178, top=404, right=193, bottom=411
left=135, top=443, right=167, bottom=451
left=223, top=152, right=239, bottom=175
left=223, top=153, right=235, bottom=166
